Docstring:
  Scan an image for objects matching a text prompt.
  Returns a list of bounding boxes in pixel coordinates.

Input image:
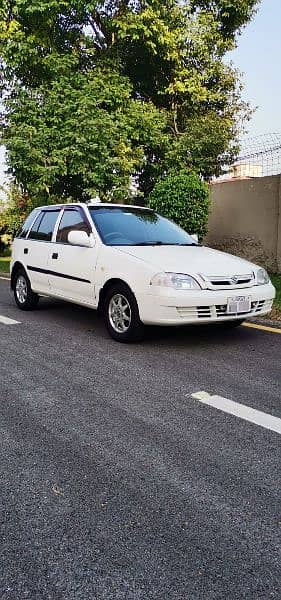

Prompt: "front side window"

[88,207,198,246]
[56,209,90,244]
[28,210,60,242]
[17,209,40,239]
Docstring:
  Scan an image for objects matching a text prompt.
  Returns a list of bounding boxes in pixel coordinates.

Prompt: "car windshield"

[88,206,198,246]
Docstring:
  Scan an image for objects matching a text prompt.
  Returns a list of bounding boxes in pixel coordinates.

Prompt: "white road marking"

[0,276,10,281]
[191,391,281,435]
[0,315,21,325]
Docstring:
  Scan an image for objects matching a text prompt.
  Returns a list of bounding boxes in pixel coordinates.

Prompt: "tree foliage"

[148,171,210,240]
[4,68,166,202]
[0,184,30,237]
[0,0,259,204]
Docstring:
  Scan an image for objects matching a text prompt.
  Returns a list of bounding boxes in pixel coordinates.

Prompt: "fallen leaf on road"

[52,484,64,497]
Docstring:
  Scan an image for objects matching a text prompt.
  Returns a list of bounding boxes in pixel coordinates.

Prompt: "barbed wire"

[219,133,281,180]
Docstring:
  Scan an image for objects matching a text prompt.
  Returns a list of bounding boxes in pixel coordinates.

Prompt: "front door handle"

[52,252,58,260]
[24,248,28,255]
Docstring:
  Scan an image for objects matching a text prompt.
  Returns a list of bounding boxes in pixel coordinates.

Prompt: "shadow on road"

[36,296,252,348]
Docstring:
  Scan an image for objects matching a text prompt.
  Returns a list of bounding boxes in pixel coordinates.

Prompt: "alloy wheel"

[109,293,132,333]
[16,275,28,304]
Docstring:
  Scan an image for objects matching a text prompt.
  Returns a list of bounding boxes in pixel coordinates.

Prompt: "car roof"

[36,202,153,211]
[88,203,152,210]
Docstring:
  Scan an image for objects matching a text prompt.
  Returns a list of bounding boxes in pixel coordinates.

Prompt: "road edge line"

[243,322,281,335]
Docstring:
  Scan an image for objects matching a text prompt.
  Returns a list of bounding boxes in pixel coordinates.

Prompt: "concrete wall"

[206,175,281,274]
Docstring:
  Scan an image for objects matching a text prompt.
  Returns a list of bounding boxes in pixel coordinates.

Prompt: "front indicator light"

[150,272,202,290]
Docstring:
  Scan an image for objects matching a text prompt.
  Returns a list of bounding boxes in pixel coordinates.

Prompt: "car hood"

[117,245,256,276]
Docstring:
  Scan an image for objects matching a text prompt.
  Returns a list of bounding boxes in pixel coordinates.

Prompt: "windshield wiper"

[177,243,202,246]
[133,241,201,246]
[134,241,166,246]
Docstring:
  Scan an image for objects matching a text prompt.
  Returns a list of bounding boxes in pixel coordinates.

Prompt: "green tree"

[0,0,259,203]
[148,171,210,240]
[0,184,29,237]
[4,67,167,203]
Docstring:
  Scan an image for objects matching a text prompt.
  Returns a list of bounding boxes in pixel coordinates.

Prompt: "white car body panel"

[11,202,276,327]
[136,285,274,324]
[115,245,257,276]
[12,238,51,293]
[46,243,98,305]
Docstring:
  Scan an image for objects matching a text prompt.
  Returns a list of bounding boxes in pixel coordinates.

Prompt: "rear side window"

[17,210,40,238]
[56,209,90,244]
[28,210,60,242]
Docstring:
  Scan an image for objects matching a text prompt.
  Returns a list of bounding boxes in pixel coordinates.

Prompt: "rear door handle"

[24,248,28,255]
[52,253,58,260]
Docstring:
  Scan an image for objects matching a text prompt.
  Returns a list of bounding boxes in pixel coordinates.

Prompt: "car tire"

[103,283,145,343]
[14,268,39,311]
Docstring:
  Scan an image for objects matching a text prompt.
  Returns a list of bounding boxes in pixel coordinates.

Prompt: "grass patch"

[0,256,10,273]
[270,274,281,307]
[270,274,281,319]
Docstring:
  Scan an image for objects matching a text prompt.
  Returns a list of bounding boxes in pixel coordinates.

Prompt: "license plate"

[227,296,251,315]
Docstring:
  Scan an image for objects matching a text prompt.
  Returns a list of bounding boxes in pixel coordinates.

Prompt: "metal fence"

[231,133,281,178]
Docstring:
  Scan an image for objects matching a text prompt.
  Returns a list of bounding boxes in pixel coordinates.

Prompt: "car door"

[24,209,61,293]
[47,207,98,305]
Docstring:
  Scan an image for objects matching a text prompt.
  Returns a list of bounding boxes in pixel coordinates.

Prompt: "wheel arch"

[11,261,26,290]
[98,278,135,311]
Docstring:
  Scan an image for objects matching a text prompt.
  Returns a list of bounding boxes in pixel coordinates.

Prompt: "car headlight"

[256,268,270,285]
[150,272,202,290]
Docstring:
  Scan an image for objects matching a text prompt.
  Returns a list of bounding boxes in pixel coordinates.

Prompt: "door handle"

[24,248,28,255]
[52,252,58,260]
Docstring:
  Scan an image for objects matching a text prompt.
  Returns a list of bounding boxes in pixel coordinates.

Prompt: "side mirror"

[68,230,95,248]
[191,233,199,243]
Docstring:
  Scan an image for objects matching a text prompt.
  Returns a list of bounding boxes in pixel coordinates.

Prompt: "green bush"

[148,171,210,240]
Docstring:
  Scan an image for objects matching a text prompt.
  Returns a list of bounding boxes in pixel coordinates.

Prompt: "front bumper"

[137,283,275,326]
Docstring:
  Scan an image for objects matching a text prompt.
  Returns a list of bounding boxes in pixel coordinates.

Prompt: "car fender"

[95,246,156,300]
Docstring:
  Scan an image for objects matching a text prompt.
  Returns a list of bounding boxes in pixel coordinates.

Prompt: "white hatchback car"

[10,202,275,342]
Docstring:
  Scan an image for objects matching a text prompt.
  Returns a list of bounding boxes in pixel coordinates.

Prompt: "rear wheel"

[14,268,39,311]
[103,283,144,343]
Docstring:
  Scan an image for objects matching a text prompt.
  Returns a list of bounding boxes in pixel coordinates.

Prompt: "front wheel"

[14,268,39,311]
[103,283,144,343]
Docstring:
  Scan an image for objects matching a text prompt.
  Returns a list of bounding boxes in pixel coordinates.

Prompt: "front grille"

[255,299,272,313]
[216,305,228,318]
[176,306,212,320]
[216,300,268,318]
[176,300,272,321]
[197,306,212,319]
[202,273,255,290]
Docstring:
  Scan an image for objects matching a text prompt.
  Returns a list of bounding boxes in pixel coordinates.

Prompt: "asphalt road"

[0,277,280,599]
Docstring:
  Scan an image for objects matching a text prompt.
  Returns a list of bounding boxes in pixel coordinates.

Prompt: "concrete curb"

[250,316,281,329]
